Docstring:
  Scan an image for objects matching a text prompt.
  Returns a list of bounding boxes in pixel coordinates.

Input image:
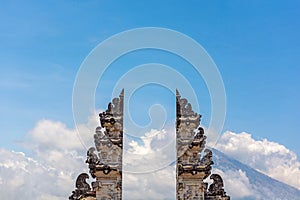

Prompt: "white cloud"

[1,114,300,199]
[123,166,176,200]
[214,131,300,190]
[124,127,176,173]
[28,119,82,150]
[123,127,177,199]
[0,148,85,200]
[0,113,100,199]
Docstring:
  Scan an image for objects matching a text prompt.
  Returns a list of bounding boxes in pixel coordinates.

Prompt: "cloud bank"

[0,117,299,199]
[214,131,300,190]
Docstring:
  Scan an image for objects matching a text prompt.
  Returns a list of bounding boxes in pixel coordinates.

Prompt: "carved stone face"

[96,126,102,134]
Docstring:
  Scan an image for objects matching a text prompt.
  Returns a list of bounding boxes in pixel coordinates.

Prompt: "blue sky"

[1,0,300,159]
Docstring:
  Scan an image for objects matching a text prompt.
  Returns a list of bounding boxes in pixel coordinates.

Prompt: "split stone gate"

[69,90,230,200]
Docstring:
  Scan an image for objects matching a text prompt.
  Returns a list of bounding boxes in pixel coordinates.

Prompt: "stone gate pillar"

[87,89,124,200]
[176,90,230,200]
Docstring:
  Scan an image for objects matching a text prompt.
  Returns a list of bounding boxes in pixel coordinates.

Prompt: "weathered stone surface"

[69,173,96,200]
[88,90,124,200]
[205,174,230,200]
[176,90,230,200]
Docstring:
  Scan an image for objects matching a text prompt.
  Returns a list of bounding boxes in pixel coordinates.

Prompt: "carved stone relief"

[69,173,95,200]
[176,90,230,200]
[87,90,124,200]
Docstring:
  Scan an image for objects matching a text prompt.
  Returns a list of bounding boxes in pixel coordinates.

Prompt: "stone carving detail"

[86,90,124,200]
[88,126,122,178]
[208,174,225,195]
[205,174,230,199]
[69,173,95,200]
[86,147,99,165]
[99,89,124,147]
[176,90,213,177]
[92,180,122,200]
[176,90,230,200]
[177,181,207,200]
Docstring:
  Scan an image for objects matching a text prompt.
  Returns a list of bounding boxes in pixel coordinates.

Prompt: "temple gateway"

[69,90,230,200]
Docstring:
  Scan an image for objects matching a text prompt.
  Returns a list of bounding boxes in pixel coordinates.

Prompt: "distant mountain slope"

[212,148,300,200]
